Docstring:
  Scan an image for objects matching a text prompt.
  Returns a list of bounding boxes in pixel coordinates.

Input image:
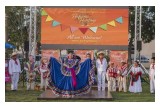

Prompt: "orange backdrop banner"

[41,7,129,47]
[110,51,128,67]
[41,50,60,60]
[74,50,94,62]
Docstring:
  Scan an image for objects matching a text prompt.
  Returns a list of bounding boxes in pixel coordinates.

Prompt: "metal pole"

[134,6,137,61]
[33,6,37,60]
[29,6,32,56]
[139,6,142,62]
[139,6,142,41]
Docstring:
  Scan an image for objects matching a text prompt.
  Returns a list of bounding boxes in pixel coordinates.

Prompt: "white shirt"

[96,58,107,72]
[149,63,155,77]
[9,59,21,75]
[128,66,143,75]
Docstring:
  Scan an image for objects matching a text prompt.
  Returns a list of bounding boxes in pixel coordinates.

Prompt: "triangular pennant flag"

[52,21,61,27]
[90,27,98,33]
[99,24,107,30]
[61,24,69,31]
[46,15,53,22]
[70,26,78,33]
[107,20,116,27]
[115,17,123,24]
[41,9,48,16]
[79,28,88,34]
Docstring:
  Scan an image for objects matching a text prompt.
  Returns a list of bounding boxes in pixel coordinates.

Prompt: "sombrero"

[11,52,17,57]
[97,51,105,56]
[121,60,126,63]
[109,61,114,65]
[41,57,48,62]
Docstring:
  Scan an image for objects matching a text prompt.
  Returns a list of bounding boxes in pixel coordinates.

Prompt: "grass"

[5,82,154,102]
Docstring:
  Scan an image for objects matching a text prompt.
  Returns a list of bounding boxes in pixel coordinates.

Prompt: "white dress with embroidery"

[128,67,143,93]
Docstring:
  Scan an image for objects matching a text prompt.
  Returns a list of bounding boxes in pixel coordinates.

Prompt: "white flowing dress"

[128,66,143,93]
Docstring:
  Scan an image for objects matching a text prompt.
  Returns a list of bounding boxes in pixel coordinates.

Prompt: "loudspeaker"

[35,55,41,61]
[137,41,142,51]
[24,41,29,51]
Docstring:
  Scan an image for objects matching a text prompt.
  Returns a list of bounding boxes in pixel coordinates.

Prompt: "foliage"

[128,6,155,63]
[5,6,41,58]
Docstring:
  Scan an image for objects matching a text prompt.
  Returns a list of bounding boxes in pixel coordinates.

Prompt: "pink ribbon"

[70,68,77,88]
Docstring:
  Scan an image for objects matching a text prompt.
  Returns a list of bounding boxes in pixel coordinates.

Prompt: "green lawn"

[5,82,154,102]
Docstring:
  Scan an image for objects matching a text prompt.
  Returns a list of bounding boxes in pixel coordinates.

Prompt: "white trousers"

[41,75,48,90]
[118,76,127,92]
[97,71,106,91]
[27,82,35,90]
[11,72,19,90]
[108,77,116,92]
[150,77,155,93]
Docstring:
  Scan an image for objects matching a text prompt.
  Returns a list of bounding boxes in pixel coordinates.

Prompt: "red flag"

[79,28,88,34]
[61,24,69,31]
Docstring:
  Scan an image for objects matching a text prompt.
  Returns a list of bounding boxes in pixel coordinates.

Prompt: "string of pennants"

[41,9,124,34]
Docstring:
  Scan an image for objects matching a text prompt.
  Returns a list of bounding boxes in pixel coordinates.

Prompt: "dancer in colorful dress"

[48,52,94,97]
[39,57,50,90]
[86,53,96,85]
[9,52,21,91]
[117,60,128,92]
[106,62,118,92]
[96,51,107,91]
[24,55,38,90]
[149,57,155,94]
[128,61,143,93]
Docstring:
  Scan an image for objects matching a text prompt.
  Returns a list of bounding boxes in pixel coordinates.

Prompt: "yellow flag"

[107,20,116,27]
[46,15,53,22]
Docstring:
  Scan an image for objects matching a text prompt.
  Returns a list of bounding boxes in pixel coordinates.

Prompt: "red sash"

[130,71,142,86]
[108,68,117,78]
[121,65,127,73]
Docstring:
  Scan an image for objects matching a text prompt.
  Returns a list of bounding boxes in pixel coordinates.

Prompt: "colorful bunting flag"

[79,28,88,34]
[90,27,98,33]
[41,9,48,16]
[70,26,78,33]
[61,24,69,31]
[115,17,123,24]
[107,20,116,27]
[99,24,107,30]
[43,9,123,34]
[52,21,61,27]
[46,15,53,22]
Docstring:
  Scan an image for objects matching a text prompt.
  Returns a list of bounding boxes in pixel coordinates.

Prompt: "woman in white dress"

[129,61,143,93]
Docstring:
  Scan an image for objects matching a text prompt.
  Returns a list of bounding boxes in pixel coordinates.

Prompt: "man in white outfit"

[149,57,155,94]
[96,51,107,91]
[9,52,21,91]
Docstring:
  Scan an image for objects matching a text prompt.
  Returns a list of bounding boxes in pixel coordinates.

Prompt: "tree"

[5,6,41,58]
[128,6,155,64]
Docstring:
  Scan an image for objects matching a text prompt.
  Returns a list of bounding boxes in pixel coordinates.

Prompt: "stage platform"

[37,87,113,101]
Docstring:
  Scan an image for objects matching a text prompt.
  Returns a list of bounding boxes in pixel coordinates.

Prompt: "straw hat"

[41,57,48,63]
[121,60,126,63]
[97,51,105,56]
[109,61,114,65]
[11,52,17,57]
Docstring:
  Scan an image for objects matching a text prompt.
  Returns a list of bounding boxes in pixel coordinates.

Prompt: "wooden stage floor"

[37,87,113,101]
